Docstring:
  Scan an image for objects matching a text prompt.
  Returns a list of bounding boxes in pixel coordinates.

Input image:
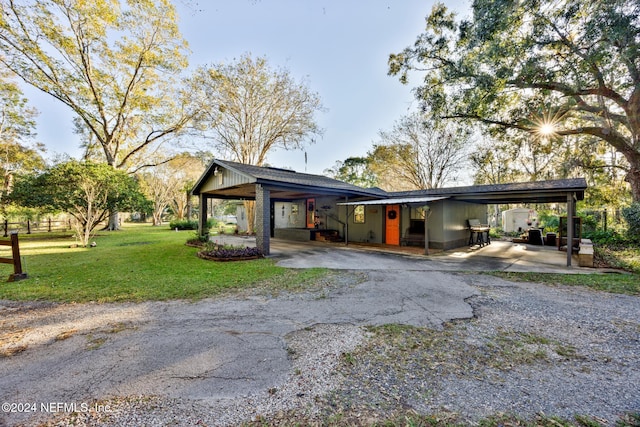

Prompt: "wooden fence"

[2,219,72,237]
[0,233,27,281]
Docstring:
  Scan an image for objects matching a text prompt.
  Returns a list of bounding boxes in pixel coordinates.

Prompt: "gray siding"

[199,167,255,193]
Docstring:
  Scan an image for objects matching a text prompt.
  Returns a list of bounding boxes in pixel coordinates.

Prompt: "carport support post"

[198,194,208,237]
[566,193,574,267]
[424,206,429,256]
[256,184,270,255]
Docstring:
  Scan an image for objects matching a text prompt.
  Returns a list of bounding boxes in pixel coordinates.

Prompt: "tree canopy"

[0,70,45,195]
[389,0,640,202]
[371,112,469,190]
[191,53,324,167]
[0,0,194,172]
[9,160,146,245]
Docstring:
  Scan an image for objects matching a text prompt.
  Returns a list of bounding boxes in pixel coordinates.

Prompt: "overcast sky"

[20,0,471,175]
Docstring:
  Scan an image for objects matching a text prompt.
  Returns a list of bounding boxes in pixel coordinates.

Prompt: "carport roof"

[389,178,587,204]
[192,159,387,199]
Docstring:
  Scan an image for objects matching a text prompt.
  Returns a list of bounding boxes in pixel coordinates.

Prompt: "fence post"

[8,233,27,281]
[27,220,31,234]
[3,220,7,238]
[48,218,52,232]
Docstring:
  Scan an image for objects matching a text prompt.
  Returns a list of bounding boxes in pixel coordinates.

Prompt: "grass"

[488,271,640,295]
[0,223,326,303]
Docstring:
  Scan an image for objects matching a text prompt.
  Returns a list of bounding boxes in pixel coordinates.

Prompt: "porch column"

[566,192,574,267]
[424,207,430,256]
[255,184,271,255]
[198,194,208,237]
[344,196,349,245]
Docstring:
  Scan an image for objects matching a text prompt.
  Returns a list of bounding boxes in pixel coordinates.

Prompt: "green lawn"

[489,271,640,296]
[0,224,637,303]
[0,224,323,303]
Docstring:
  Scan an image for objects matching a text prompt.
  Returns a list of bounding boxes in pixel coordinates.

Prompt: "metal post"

[344,197,349,245]
[566,193,574,267]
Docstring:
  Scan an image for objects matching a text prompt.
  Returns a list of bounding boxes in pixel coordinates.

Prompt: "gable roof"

[192,159,386,199]
[192,159,587,204]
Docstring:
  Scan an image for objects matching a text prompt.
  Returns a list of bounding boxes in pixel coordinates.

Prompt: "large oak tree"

[0,0,196,228]
[389,0,640,202]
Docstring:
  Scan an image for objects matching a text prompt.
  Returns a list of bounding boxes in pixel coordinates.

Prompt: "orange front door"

[306,199,315,228]
[385,204,400,245]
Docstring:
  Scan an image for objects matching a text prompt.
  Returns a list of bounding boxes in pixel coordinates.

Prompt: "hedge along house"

[192,159,587,266]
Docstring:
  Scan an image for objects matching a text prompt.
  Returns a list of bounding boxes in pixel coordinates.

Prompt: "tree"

[389,0,640,202]
[191,53,324,167]
[0,71,45,196]
[191,53,324,233]
[10,161,146,246]
[369,112,470,191]
[139,153,206,226]
[324,157,378,188]
[0,0,196,229]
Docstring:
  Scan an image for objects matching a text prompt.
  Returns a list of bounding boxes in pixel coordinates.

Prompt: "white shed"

[502,208,538,232]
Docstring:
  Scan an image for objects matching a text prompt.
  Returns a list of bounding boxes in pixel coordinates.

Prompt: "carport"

[192,160,586,266]
[191,159,384,255]
[368,179,587,266]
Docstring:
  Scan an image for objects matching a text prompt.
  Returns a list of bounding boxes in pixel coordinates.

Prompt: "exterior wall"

[273,201,306,229]
[439,201,488,250]
[199,167,254,193]
[426,201,445,247]
[426,200,487,250]
[341,204,384,243]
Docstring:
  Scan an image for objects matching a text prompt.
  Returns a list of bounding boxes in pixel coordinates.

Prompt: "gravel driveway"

[0,267,638,425]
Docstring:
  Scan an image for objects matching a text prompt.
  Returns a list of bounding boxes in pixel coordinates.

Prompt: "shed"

[502,208,538,232]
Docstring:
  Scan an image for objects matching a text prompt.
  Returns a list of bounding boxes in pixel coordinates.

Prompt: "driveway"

[0,238,613,426]
[1,248,480,426]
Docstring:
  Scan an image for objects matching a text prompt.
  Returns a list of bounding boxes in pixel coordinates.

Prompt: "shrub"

[538,212,559,232]
[200,242,263,259]
[583,229,627,245]
[169,219,198,230]
[622,202,640,241]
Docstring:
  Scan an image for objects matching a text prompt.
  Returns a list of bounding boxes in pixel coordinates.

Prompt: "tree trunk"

[243,200,255,234]
[106,209,120,230]
[626,157,640,203]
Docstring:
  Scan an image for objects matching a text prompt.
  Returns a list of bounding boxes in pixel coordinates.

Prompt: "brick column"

[255,184,270,255]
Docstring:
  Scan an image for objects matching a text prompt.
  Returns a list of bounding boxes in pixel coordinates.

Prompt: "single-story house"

[191,159,587,266]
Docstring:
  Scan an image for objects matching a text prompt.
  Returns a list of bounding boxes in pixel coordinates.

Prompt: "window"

[410,207,426,220]
[354,205,365,224]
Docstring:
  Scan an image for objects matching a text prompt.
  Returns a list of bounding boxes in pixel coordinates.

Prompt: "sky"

[20,0,471,176]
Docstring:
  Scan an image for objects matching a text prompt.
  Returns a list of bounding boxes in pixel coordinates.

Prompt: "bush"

[538,212,559,232]
[169,219,198,230]
[622,202,640,241]
[200,242,262,259]
[583,229,627,245]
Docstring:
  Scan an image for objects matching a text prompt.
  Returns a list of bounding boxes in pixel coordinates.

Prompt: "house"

[191,159,587,265]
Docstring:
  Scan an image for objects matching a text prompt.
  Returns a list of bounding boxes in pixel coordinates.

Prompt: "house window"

[354,205,365,224]
[410,207,426,220]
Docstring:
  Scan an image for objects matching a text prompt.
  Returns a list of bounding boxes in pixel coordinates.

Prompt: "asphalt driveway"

[0,237,605,426]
